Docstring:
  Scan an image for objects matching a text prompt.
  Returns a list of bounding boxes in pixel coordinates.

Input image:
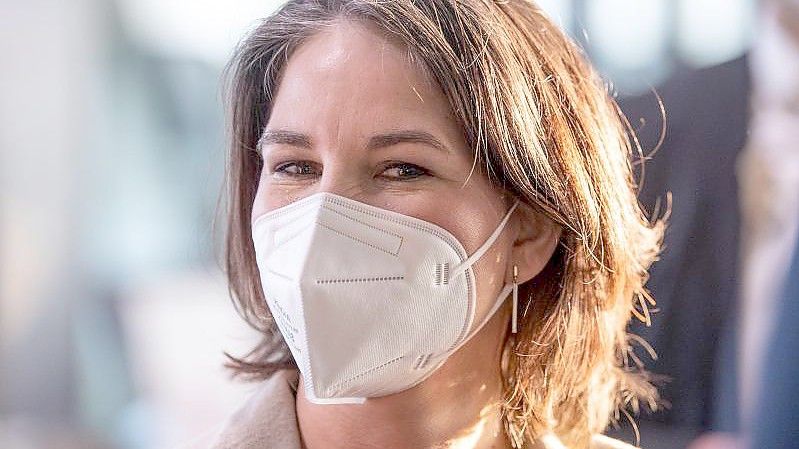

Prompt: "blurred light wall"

[1,0,104,431]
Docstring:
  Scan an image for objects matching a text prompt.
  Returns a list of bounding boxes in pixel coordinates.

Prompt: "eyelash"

[271,161,430,181]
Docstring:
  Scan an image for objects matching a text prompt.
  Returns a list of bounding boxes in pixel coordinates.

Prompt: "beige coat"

[178,369,640,449]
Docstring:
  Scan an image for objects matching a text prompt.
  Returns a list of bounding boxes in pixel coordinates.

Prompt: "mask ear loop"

[449,199,521,281]
[443,199,522,353]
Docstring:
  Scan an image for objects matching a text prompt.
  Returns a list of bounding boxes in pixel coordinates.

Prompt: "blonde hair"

[220,0,667,447]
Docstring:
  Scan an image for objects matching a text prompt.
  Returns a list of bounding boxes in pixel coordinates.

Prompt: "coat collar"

[181,369,639,449]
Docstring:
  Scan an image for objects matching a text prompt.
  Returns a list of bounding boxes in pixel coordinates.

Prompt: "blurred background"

[0,0,765,448]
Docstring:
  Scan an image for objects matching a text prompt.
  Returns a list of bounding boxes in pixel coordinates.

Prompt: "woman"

[192,0,666,447]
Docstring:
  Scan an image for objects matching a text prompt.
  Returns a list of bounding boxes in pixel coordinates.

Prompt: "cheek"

[432,187,514,295]
[436,190,509,256]
[251,171,294,220]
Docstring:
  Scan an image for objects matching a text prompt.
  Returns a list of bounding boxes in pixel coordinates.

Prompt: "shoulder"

[174,369,302,449]
[618,54,749,118]
[536,433,640,449]
[590,434,641,449]
[617,54,750,150]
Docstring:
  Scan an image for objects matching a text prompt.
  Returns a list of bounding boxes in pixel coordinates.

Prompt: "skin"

[251,19,561,449]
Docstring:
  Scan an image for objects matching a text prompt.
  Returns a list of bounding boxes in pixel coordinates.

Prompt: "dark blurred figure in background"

[616,1,799,448]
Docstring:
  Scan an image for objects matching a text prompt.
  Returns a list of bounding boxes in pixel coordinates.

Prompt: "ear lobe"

[510,202,562,285]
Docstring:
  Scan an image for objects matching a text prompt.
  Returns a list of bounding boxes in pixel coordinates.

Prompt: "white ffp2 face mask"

[251,192,520,404]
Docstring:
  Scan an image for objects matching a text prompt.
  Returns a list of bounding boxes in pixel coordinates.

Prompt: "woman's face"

[252,20,517,340]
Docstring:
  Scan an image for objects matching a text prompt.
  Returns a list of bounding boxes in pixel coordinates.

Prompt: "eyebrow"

[257,129,451,155]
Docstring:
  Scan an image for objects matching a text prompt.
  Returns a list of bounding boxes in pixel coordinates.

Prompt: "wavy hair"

[219,0,668,447]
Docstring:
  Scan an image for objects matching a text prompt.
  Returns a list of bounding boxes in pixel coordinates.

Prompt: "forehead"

[266,19,458,134]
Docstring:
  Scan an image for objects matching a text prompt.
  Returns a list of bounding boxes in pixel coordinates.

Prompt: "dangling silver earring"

[512,265,519,334]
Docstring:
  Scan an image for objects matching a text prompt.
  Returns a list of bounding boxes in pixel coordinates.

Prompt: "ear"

[509,202,562,284]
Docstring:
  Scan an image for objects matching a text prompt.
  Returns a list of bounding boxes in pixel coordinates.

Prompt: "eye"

[379,162,430,181]
[272,161,320,177]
